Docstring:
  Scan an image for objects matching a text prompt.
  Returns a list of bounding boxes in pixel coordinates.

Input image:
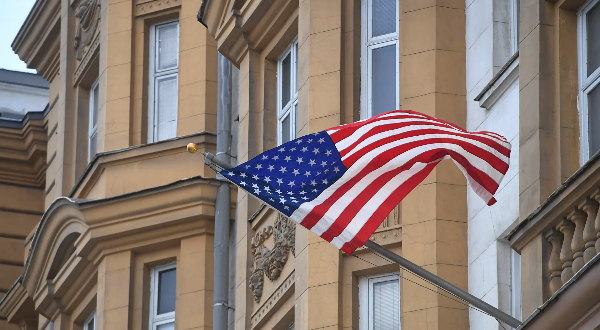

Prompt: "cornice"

[0,107,49,187]
[12,0,61,77]
[69,131,217,197]
[203,0,297,67]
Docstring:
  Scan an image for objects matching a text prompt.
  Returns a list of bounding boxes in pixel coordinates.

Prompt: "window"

[277,38,298,145]
[88,78,99,161]
[511,0,520,53]
[83,311,95,330]
[510,249,522,323]
[359,274,401,330]
[150,263,177,330]
[579,0,600,162]
[149,20,180,143]
[361,0,399,119]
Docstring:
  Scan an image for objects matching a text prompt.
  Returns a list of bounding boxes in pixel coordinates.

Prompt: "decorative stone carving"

[249,214,296,303]
[74,0,101,60]
[135,0,181,16]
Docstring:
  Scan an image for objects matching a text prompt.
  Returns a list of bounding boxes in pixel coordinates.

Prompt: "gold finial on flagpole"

[187,143,199,154]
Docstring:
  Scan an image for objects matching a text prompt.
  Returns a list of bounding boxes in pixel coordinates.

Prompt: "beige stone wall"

[201,0,469,329]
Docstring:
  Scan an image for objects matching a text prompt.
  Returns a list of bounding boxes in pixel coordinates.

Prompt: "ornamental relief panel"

[74,0,101,61]
[249,214,296,303]
[135,0,181,16]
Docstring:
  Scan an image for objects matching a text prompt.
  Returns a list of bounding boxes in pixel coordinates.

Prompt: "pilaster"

[98,0,134,152]
[400,0,469,329]
[96,251,133,330]
[295,1,343,330]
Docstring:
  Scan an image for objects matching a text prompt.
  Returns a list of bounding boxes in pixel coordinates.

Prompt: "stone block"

[102,307,129,329]
[307,28,341,78]
[106,64,131,102]
[177,290,213,328]
[307,240,340,287]
[103,267,131,310]
[307,71,341,119]
[107,1,133,35]
[306,283,339,329]
[402,219,467,267]
[107,30,132,68]
[105,97,130,135]
[104,131,130,151]
[0,238,24,265]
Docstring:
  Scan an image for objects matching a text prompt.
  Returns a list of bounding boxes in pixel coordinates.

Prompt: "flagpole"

[364,240,521,328]
[190,148,522,329]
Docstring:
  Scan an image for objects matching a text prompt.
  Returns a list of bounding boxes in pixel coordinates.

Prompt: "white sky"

[0,0,38,73]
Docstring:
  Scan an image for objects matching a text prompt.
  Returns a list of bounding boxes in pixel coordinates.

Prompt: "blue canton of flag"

[221,131,347,217]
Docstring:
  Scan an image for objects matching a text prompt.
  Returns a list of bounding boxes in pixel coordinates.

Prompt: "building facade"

[3,0,600,329]
[201,0,470,330]
[0,0,231,330]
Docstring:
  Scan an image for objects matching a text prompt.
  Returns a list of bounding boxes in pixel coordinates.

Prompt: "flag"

[221,110,511,254]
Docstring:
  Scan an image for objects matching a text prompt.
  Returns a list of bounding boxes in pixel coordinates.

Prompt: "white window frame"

[88,78,100,162]
[511,0,520,53]
[359,273,401,330]
[510,249,522,323]
[578,0,600,163]
[83,310,96,330]
[149,263,177,330]
[361,0,400,119]
[277,37,298,145]
[148,19,180,143]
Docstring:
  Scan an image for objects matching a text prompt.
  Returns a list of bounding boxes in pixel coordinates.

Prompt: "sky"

[0,0,38,73]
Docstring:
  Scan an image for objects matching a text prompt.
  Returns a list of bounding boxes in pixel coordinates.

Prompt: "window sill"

[474,51,519,110]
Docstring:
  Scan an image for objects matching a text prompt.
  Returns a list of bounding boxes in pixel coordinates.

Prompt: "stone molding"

[249,214,296,303]
[356,224,402,251]
[74,31,99,85]
[250,270,295,329]
[135,0,181,16]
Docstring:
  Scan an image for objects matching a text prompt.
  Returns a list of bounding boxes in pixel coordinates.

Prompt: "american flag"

[221,110,511,254]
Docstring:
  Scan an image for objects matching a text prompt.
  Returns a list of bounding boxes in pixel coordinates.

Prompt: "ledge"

[474,51,519,109]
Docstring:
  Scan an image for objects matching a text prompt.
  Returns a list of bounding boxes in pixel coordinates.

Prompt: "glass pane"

[587,3,600,76]
[372,0,396,37]
[282,114,291,144]
[89,132,97,160]
[371,45,396,116]
[157,322,175,330]
[157,268,177,315]
[373,279,400,330]
[92,84,99,127]
[155,75,178,141]
[589,84,600,156]
[157,24,179,71]
[281,53,291,108]
[86,318,95,330]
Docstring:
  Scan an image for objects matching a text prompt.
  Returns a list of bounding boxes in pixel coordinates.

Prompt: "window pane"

[372,0,396,37]
[587,3,600,76]
[157,268,176,314]
[282,114,291,144]
[155,75,178,141]
[281,53,291,108]
[92,84,99,128]
[372,45,396,116]
[373,279,400,330]
[89,132,97,160]
[157,322,175,330]
[589,84,600,156]
[157,24,179,71]
[86,318,95,330]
